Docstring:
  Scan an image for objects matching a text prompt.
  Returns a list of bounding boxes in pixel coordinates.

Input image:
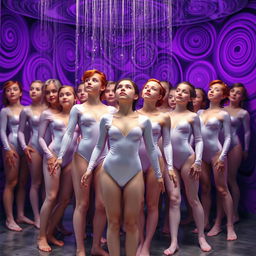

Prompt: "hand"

[24,146,35,162]
[190,163,201,180]
[81,171,92,187]
[168,169,177,187]
[157,177,165,193]
[52,158,63,176]
[47,156,57,175]
[5,149,18,168]
[214,159,225,172]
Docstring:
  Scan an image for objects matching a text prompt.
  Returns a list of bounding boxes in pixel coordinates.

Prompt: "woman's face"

[29,82,43,102]
[142,81,162,101]
[5,83,22,103]
[84,73,104,95]
[208,84,224,102]
[168,89,176,110]
[77,83,88,103]
[45,83,58,105]
[115,80,138,102]
[58,87,75,108]
[229,87,244,104]
[175,83,191,105]
[193,89,204,109]
[104,83,116,104]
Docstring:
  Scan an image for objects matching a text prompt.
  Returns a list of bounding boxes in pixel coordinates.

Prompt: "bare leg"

[163,168,181,255]
[181,155,211,252]
[124,171,144,256]
[16,156,34,225]
[91,164,109,256]
[207,155,237,240]
[140,158,164,256]
[47,162,73,246]
[27,149,43,228]
[228,145,242,223]
[200,161,211,230]
[100,171,122,256]
[2,150,22,231]
[37,156,61,252]
[72,154,92,256]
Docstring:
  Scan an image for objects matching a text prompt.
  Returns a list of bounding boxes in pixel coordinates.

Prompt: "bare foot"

[227,225,237,241]
[91,246,109,256]
[16,216,34,225]
[163,244,179,255]
[140,245,150,256]
[207,225,222,237]
[5,220,22,232]
[48,235,64,246]
[199,237,212,252]
[34,219,40,229]
[37,237,52,252]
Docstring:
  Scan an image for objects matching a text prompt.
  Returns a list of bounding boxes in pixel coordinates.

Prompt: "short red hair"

[209,80,229,98]
[82,69,107,88]
[2,80,22,106]
[143,78,166,107]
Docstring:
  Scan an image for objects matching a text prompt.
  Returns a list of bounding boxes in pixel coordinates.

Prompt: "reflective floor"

[0,206,255,256]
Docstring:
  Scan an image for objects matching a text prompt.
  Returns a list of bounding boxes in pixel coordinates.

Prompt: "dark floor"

[0,206,255,256]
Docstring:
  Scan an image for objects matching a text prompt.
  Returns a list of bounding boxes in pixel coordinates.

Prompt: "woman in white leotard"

[0,81,34,232]
[81,78,164,256]
[198,80,237,241]
[137,78,175,256]
[224,83,250,223]
[55,70,115,256]
[164,82,211,255]
[18,80,46,228]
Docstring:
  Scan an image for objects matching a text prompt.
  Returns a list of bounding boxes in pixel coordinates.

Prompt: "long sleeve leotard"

[86,114,162,187]
[171,114,203,170]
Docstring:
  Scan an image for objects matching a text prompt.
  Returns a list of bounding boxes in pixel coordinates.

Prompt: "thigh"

[228,144,242,179]
[164,167,181,201]
[180,154,199,200]
[58,162,73,201]
[3,148,20,182]
[28,149,43,182]
[72,153,92,205]
[123,171,145,219]
[100,170,122,220]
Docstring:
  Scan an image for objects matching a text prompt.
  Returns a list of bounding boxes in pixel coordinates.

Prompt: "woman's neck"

[141,100,157,113]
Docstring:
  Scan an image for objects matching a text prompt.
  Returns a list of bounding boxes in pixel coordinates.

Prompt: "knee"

[187,197,200,208]
[146,200,158,212]
[31,182,41,190]
[95,200,105,212]
[169,195,181,208]
[216,186,229,197]
[76,201,89,213]
[5,178,18,189]
[108,217,120,232]
[124,218,138,233]
[58,197,71,209]
[46,193,58,204]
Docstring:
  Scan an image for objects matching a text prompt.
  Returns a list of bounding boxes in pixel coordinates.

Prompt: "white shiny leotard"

[38,109,79,167]
[198,110,231,164]
[58,104,116,166]
[139,121,173,171]
[18,106,43,155]
[0,107,23,155]
[228,109,250,151]
[171,114,203,170]
[87,114,162,187]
